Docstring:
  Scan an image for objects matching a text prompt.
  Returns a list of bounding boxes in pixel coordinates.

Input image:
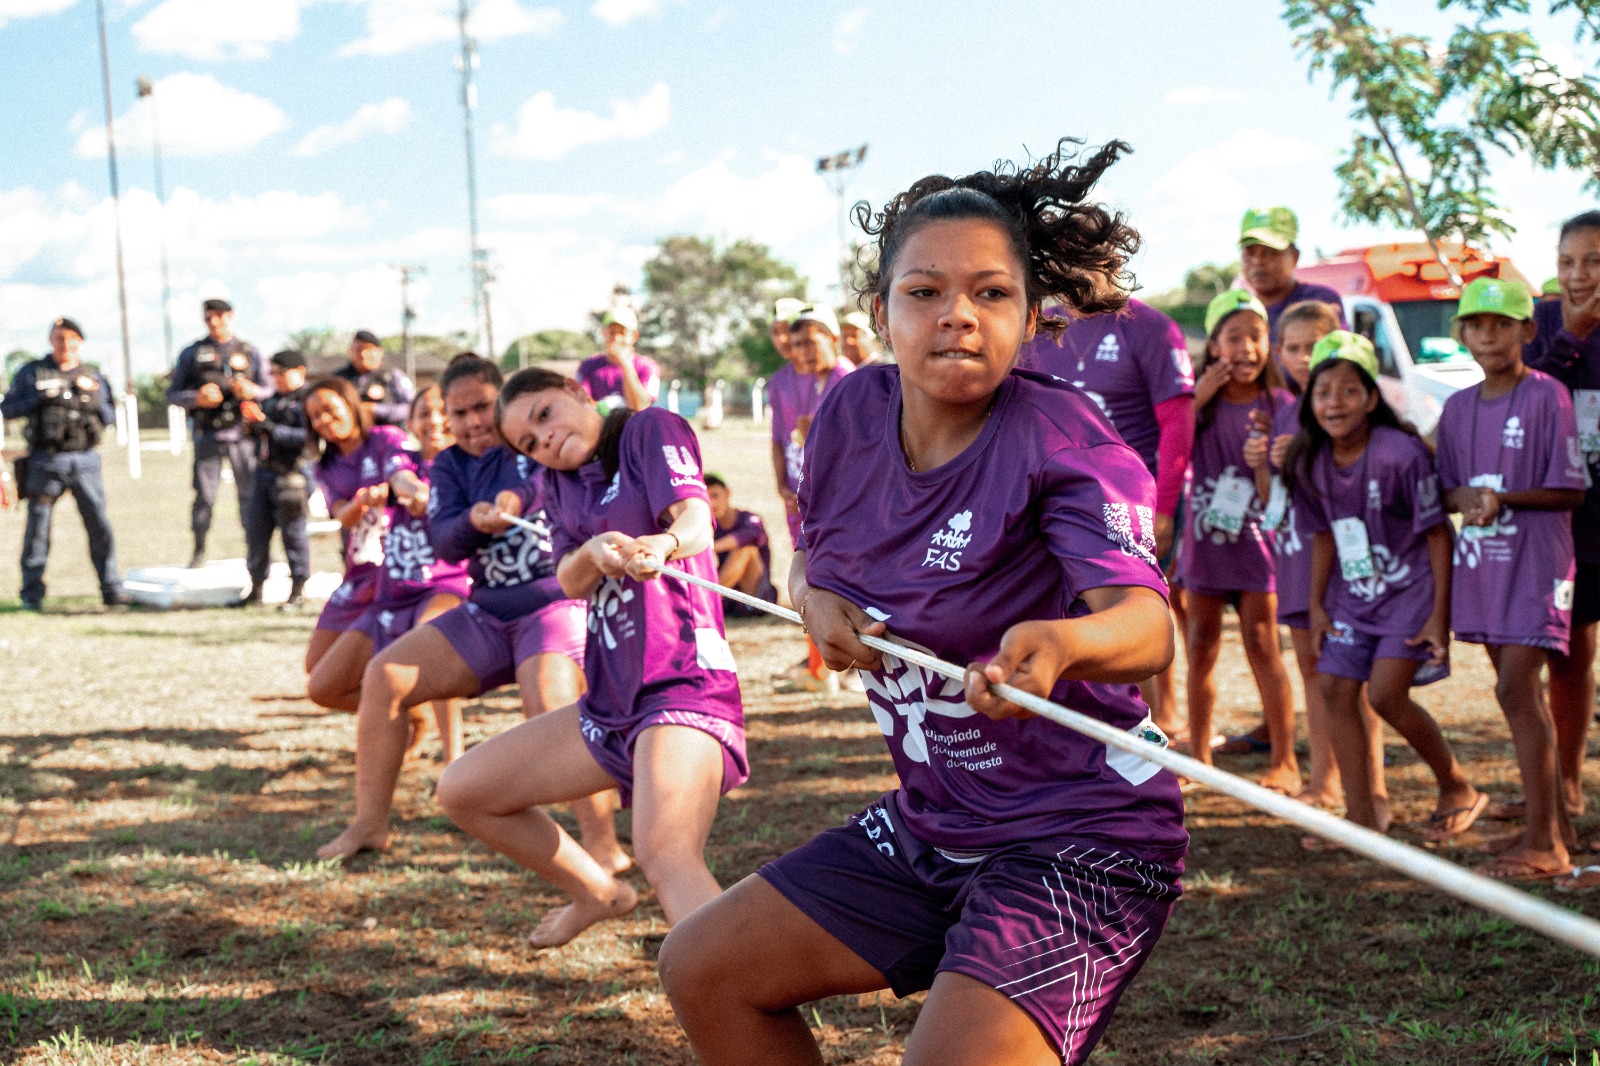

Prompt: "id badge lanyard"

[1463,377,1522,540]
[1330,445,1375,581]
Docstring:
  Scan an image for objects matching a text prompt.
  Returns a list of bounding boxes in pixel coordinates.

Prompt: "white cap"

[841,310,874,334]
[772,297,805,323]
[790,304,840,337]
[602,306,639,332]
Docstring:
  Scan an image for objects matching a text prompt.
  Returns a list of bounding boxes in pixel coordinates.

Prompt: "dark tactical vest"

[256,386,311,473]
[28,363,103,453]
[192,343,253,432]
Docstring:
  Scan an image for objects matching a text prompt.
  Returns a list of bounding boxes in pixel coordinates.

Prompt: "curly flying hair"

[852,138,1141,336]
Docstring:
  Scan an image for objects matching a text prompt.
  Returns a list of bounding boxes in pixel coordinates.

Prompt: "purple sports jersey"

[543,407,745,739]
[576,352,661,408]
[1300,425,1445,635]
[1180,390,1292,596]
[428,444,569,623]
[1436,369,1584,650]
[1525,299,1600,565]
[797,365,1186,860]
[1019,299,1195,472]
[375,449,472,606]
[1269,397,1313,622]
[314,424,408,572]
[769,361,852,541]
[1264,281,1346,342]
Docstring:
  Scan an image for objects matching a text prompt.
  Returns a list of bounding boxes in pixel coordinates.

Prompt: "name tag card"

[1205,473,1255,534]
[1331,516,1375,580]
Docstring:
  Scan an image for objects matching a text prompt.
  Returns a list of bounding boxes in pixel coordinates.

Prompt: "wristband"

[661,530,680,559]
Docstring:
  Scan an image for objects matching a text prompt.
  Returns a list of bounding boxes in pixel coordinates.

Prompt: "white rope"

[497,511,1600,959]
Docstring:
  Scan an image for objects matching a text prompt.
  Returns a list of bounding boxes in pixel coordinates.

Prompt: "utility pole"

[95,0,139,479]
[456,0,487,349]
[816,144,868,306]
[395,264,424,382]
[135,76,174,375]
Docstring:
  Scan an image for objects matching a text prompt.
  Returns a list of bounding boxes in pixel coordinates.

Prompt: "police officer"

[0,317,123,611]
[168,298,271,568]
[237,350,312,609]
[336,330,414,426]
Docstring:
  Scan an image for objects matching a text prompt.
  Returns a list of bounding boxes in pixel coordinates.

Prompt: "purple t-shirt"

[1019,299,1195,472]
[1264,280,1347,342]
[543,407,744,734]
[1436,369,1584,647]
[715,508,771,575]
[1180,390,1292,595]
[769,361,853,492]
[375,450,472,606]
[1524,298,1600,564]
[428,444,569,623]
[576,352,661,408]
[1268,397,1313,620]
[1300,425,1445,635]
[314,424,409,573]
[797,365,1186,860]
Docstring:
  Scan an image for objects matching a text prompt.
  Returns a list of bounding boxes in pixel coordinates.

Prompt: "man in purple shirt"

[575,307,660,412]
[705,473,776,613]
[1238,206,1348,344]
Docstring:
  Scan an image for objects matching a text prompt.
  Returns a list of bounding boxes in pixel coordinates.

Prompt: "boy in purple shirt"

[1238,206,1347,349]
[1440,278,1583,881]
[767,304,852,546]
[1287,335,1485,844]
[662,140,1184,1066]
[705,473,776,614]
[437,369,745,952]
[575,306,659,412]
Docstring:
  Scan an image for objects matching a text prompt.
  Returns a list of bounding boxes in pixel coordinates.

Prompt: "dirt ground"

[2,423,1599,1064]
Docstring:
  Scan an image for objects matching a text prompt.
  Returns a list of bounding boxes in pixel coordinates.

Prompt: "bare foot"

[527,880,638,950]
[1258,765,1303,796]
[1294,786,1342,809]
[317,822,389,861]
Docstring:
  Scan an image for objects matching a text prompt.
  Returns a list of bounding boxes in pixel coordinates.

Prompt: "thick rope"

[498,511,1600,958]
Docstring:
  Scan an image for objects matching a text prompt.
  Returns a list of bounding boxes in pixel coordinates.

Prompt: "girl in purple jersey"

[436,368,746,951]
[305,386,471,758]
[303,377,408,675]
[1285,336,1485,844]
[660,141,1184,1066]
[1181,290,1300,794]
[316,356,623,868]
[1439,279,1583,881]
[1245,303,1388,818]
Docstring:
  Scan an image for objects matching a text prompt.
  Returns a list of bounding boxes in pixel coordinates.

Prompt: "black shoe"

[19,600,42,613]
[102,590,130,609]
[232,582,264,609]
[277,580,306,612]
[188,549,207,569]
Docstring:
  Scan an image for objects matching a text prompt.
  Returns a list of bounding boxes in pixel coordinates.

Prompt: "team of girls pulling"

[251,150,1600,1063]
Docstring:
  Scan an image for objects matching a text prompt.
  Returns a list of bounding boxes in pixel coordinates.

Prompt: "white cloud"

[491,82,670,160]
[73,73,289,158]
[832,7,866,56]
[1210,129,1324,168]
[592,0,659,27]
[652,154,833,248]
[0,0,74,30]
[294,98,412,157]
[487,193,611,221]
[1164,86,1249,106]
[340,0,562,56]
[132,0,301,61]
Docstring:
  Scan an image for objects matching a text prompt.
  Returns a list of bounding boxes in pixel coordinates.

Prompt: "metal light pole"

[816,144,868,305]
[395,264,424,382]
[135,76,174,373]
[95,0,140,479]
[456,0,488,349]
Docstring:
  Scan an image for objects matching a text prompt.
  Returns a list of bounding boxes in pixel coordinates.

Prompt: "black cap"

[270,349,306,369]
[52,317,84,339]
[202,298,233,314]
[352,330,382,348]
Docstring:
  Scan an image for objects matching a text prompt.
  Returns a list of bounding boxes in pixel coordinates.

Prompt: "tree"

[499,329,593,369]
[639,235,806,389]
[284,328,345,364]
[1285,0,1600,272]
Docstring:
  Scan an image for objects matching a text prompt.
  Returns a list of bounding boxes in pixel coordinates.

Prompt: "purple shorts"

[1316,621,1449,686]
[1279,609,1310,631]
[431,598,587,694]
[1455,631,1565,655]
[315,566,381,632]
[356,588,464,655]
[579,708,749,808]
[759,797,1183,1065]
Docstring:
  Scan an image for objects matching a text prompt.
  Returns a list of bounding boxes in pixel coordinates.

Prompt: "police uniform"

[335,363,415,426]
[168,334,271,560]
[241,379,312,604]
[1,353,121,608]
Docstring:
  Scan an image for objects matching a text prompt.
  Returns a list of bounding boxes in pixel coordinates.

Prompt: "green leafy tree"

[500,330,593,369]
[5,349,36,382]
[283,328,345,365]
[639,235,806,389]
[1285,0,1600,264]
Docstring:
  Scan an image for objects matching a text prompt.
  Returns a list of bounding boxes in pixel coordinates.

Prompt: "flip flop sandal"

[1554,864,1600,893]
[1477,856,1574,883]
[1424,792,1490,843]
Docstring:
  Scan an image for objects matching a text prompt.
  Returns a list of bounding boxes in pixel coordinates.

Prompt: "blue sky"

[1,0,1595,385]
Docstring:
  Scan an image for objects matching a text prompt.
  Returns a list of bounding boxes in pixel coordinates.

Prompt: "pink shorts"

[315,566,381,632]
[431,598,587,694]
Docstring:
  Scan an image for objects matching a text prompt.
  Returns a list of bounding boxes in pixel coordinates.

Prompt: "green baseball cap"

[1239,206,1298,251]
[1542,276,1561,296]
[1453,276,1534,322]
[1204,288,1269,337]
[1308,329,1380,382]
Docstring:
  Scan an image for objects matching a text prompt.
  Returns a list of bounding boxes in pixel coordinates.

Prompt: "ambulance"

[1297,241,1533,437]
